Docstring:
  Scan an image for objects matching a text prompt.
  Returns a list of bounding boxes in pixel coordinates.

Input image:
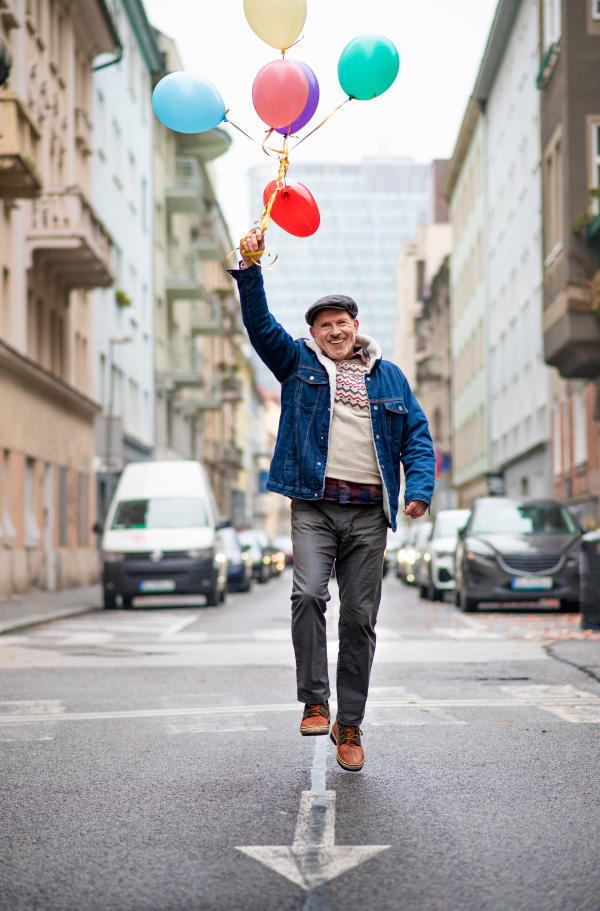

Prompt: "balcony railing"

[155,340,204,390]
[166,156,203,214]
[0,91,42,198]
[27,187,114,288]
[191,214,221,260]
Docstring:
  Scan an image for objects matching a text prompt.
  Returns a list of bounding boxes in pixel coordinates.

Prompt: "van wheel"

[205,584,219,607]
[104,589,117,610]
[419,584,428,599]
[220,585,227,603]
[460,587,478,612]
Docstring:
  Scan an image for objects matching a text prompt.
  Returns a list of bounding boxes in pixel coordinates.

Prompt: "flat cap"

[305,294,358,326]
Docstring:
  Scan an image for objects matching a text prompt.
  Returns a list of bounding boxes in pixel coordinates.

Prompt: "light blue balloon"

[152,72,226,134]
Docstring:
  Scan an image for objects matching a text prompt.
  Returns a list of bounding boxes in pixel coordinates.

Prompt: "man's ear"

[309,326,316,339]
[354,319,359,331]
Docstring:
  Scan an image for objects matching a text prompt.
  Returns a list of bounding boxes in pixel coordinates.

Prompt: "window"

[543,126,563,262]
[96,89,106,160]
[552,405,562,475]
[128,379,139,435]
[111,499,209,530]
[572,385,588,466]
[416,260,425,301]
[99,353,106,408]
[58,467,68,547]
[593,0,600,20]
[543,0,561,50]
[77,474,89,546]
[112,120,123,189]
[2,451,15,547]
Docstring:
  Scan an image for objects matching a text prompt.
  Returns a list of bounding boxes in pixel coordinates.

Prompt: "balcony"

[187,381,223,412]
[221,375,243,402]
[166,249,222,334]
[416,356,443,384]
[544,312,600,378]
[204,440,243,470]
[27,187,114,288]
[191,214,220,260]
[0,92,42,198]
[155,340,204,390]
[166,156,203,215]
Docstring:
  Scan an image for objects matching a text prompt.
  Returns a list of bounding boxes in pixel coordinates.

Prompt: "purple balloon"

[275,60,319,136]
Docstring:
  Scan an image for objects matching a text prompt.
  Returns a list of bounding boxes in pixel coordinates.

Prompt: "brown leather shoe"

[330,721,365,771]
[300,701,330,735]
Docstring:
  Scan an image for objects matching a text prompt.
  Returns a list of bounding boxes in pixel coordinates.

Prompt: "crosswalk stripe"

[0,696,598,725]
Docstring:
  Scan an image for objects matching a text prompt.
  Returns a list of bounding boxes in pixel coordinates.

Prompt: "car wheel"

[120,595,133,609]
[103,589,117,609]
[460,587,478,612]
[559,599,579,613]
[205,584,219,607]
[419,583,428,599]
[220,585,227,603]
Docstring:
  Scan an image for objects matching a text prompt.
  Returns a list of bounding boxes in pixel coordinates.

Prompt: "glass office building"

[248,160,432,389]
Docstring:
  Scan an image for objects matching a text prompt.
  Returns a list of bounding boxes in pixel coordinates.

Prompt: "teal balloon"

[152,72,226,134]
[338,35,400,100]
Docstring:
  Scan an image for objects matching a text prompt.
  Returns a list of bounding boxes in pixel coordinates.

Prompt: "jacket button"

[314,493,318,497]
[376,435,379,439]
[317,462,321,466]
[367,377,370,381]
[310,376,314,380]
[320,436,323,440]
[374,405,378,410]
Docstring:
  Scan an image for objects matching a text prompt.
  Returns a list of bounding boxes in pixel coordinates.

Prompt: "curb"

[0,603,103,636]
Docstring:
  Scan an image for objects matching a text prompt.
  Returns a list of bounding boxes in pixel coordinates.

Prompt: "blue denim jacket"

[230,265,435,530]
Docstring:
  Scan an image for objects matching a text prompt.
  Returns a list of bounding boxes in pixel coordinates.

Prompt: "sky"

[143,0,499,247]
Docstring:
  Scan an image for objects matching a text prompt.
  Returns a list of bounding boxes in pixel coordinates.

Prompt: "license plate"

[139,580,176,593]
[511,576,553,590]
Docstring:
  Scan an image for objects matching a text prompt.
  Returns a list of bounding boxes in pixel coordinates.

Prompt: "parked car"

[271,535,293,566]
[454,497,582,613]
[412,522,433,588]
[220,526,253,593]
[238,529,282,579]
[396,525,419,583]
[384,528,408,576]
[238,531,270,584]
[417,509,471,600]
[100,461,228,609]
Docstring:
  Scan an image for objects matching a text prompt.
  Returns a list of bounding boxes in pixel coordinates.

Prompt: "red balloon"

[252,60,309,129]
[263,180,320,237]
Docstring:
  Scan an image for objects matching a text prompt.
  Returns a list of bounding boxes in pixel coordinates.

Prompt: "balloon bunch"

[152,0,399,262]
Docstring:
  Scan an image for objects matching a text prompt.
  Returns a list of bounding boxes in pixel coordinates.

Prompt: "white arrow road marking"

[236,737,390,891]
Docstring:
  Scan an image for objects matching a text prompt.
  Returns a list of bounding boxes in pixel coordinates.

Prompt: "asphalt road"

[0,571,599,911]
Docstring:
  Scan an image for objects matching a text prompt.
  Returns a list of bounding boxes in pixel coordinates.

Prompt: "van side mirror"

[216,517,231,530]
[458,525,468,539]
[92,521,104,535]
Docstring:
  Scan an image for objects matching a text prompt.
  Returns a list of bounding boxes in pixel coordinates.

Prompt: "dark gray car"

[455,497,582,613]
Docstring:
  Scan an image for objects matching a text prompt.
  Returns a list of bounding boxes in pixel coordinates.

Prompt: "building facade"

[92,0,164,522]
[152,32,263,524]
[0,0,119,593]
[249,159,431,389]
[482,0,551,500]
[538,0,600,527]
[444,104,490,506]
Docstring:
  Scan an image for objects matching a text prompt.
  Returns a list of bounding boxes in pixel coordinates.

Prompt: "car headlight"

[263,555,271,565]
[214,553,227,563]
[241,552,249,561]
[424,553,431,562]
[102,551,125,563]
[397,550,406,563]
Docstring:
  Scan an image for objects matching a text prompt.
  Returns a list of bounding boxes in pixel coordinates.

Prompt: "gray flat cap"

[305,294,358,326]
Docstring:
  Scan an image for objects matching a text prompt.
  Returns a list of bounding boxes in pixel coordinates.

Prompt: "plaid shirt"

[323,477,383,505]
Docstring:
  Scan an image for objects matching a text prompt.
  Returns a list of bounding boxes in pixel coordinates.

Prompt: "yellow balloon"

[243,0,307,51]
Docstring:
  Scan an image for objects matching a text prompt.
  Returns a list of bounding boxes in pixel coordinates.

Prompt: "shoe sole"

[300,724,330,736]
[329,731,365,771]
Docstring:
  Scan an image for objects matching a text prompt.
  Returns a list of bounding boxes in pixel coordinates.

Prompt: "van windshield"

[111,498,209,530]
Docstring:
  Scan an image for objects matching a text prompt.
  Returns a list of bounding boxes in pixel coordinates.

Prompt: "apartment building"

[0,0,119,593]
[152,32,258,523]
[444,103,489,506]
[538,0,600,527]
[92,0,164,523]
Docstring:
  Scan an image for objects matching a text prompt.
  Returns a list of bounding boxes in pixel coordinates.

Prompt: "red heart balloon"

[263,180,320,237]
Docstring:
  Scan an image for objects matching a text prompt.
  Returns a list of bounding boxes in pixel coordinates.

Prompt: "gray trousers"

[290,497,388,726]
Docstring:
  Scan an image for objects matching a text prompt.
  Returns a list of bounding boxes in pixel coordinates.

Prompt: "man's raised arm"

[229,229,298,384]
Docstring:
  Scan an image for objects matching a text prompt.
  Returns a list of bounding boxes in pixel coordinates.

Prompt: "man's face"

[310,308,359,361]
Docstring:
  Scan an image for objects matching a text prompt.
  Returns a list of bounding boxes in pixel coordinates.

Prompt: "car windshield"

[111,498,209,530]
[470,503,577,535]
[239,530,270,549]
[435,511,471,538]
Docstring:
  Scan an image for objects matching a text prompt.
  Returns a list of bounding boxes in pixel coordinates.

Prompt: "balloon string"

[291,97,352,150]
[227,143,289,270]
[224,112,286,159]
[281,34,304,56]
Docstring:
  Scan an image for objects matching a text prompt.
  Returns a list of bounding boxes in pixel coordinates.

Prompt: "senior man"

[229,229,435,772]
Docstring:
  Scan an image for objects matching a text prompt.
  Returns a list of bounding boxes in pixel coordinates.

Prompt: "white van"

[100,461,228,609]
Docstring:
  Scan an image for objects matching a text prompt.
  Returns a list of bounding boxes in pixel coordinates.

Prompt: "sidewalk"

[0,585,102,634]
